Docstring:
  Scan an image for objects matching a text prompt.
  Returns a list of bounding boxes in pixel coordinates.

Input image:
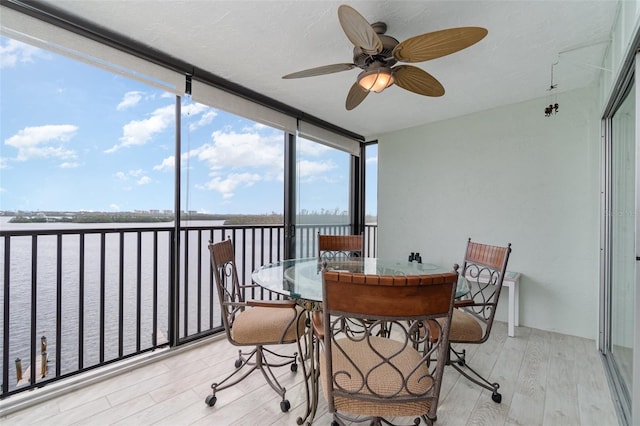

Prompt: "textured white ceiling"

[39,0,618,139]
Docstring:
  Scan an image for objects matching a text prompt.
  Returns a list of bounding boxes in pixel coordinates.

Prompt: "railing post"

[170,94,181,347]
[3,236,11,395]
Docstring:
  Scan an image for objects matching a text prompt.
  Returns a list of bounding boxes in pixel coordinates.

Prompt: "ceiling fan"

[282,5,488,110]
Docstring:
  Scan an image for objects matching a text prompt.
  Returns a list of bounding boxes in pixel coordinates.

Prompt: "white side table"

[502,271,521,337]
[465,270,521,337]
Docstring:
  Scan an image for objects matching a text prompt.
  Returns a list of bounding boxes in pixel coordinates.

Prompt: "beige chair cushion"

[232,305,304,344]
[449,309,483,343]
[320,335,433,417]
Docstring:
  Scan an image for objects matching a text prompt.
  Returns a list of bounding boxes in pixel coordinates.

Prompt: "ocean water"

[0,218,251,389]
[0,217,352,391]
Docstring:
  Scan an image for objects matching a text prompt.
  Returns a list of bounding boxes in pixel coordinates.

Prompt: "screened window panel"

[0,5,185,95]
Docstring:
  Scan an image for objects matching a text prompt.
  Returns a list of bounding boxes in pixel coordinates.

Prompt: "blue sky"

[0,36,378,215]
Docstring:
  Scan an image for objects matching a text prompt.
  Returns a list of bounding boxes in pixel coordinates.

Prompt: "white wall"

[375,85,600,339]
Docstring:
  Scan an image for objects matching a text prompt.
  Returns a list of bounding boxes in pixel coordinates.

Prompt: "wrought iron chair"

[312,232,364,334]
[319,270,459,426]
[444,238,512,403]
[318,233,363,261]
[316,233,367,336]
[205,239,305,412]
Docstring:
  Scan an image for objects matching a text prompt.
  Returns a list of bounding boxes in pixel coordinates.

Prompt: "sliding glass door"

[611,78,635,403]
[602,66,638,426]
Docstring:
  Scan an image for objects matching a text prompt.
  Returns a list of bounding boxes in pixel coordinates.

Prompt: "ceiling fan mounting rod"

[362,55,382,67]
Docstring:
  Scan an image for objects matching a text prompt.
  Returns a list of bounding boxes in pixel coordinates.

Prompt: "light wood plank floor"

[0,321,620,425]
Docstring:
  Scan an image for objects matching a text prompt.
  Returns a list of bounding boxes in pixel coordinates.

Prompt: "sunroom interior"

[0,1,639,425]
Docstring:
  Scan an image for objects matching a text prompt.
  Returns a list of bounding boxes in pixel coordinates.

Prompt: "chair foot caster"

[280,399,291,412]
[491,392,502,403]
[421,414,436,425]
[291,362,298,372]
[205,394,217,407]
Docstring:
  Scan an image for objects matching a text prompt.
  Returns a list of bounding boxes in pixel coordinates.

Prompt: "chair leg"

[206,348,260,407]
[379,417,422,426]
[448,345,502,403]
[205,345,298,412]
[262,346,298,370]
[331,414,424,426]
[420,415,435,426]
[256,346,294,412]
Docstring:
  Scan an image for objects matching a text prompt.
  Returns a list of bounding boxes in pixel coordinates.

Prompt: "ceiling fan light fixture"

[357,67,394,93]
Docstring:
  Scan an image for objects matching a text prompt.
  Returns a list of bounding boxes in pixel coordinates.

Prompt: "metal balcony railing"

[0,222,377,399]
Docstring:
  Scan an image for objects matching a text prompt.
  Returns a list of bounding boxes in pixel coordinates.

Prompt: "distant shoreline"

[5,212,285,225]
[2,211,376,226]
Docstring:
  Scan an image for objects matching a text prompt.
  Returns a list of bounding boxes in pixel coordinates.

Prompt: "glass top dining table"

[252,257,464,302]
[252,257,464,425]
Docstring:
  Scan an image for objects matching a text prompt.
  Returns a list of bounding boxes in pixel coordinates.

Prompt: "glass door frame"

[600,52,639,426]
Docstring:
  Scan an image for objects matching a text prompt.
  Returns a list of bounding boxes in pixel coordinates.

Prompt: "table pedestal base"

[295,303,320,426]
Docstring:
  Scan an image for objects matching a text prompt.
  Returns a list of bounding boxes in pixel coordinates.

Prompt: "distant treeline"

[5,211,376,225]
[9,213,172,224]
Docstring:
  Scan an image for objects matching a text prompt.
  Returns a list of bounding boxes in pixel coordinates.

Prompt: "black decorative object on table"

[409,252,422,263]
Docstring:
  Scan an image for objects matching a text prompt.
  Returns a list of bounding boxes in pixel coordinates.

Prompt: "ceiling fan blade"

[346,82,369,110]
[393,65,445,97]
[338,5,382,55]
[282,63,356,79]
[392,27,488,63]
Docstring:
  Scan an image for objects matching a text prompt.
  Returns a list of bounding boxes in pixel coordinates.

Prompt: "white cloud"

[199,172,262,199]
[366,155,378,165]
[188,108,217,132]
[137,176,152,185]
[109,204,120,211]
[117,91,144,110]
[59,162,80,169]
[297,159,337,181]
[183,102,210,117]
[105,104,175,153]
[297,138,331,156]
[197,130,282,172]
[0,38,49,69]
[0,157,8,169]
[153,149,200,172]
[153,156,175,171]
[115,169,147,182]
[4,124,78,161]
